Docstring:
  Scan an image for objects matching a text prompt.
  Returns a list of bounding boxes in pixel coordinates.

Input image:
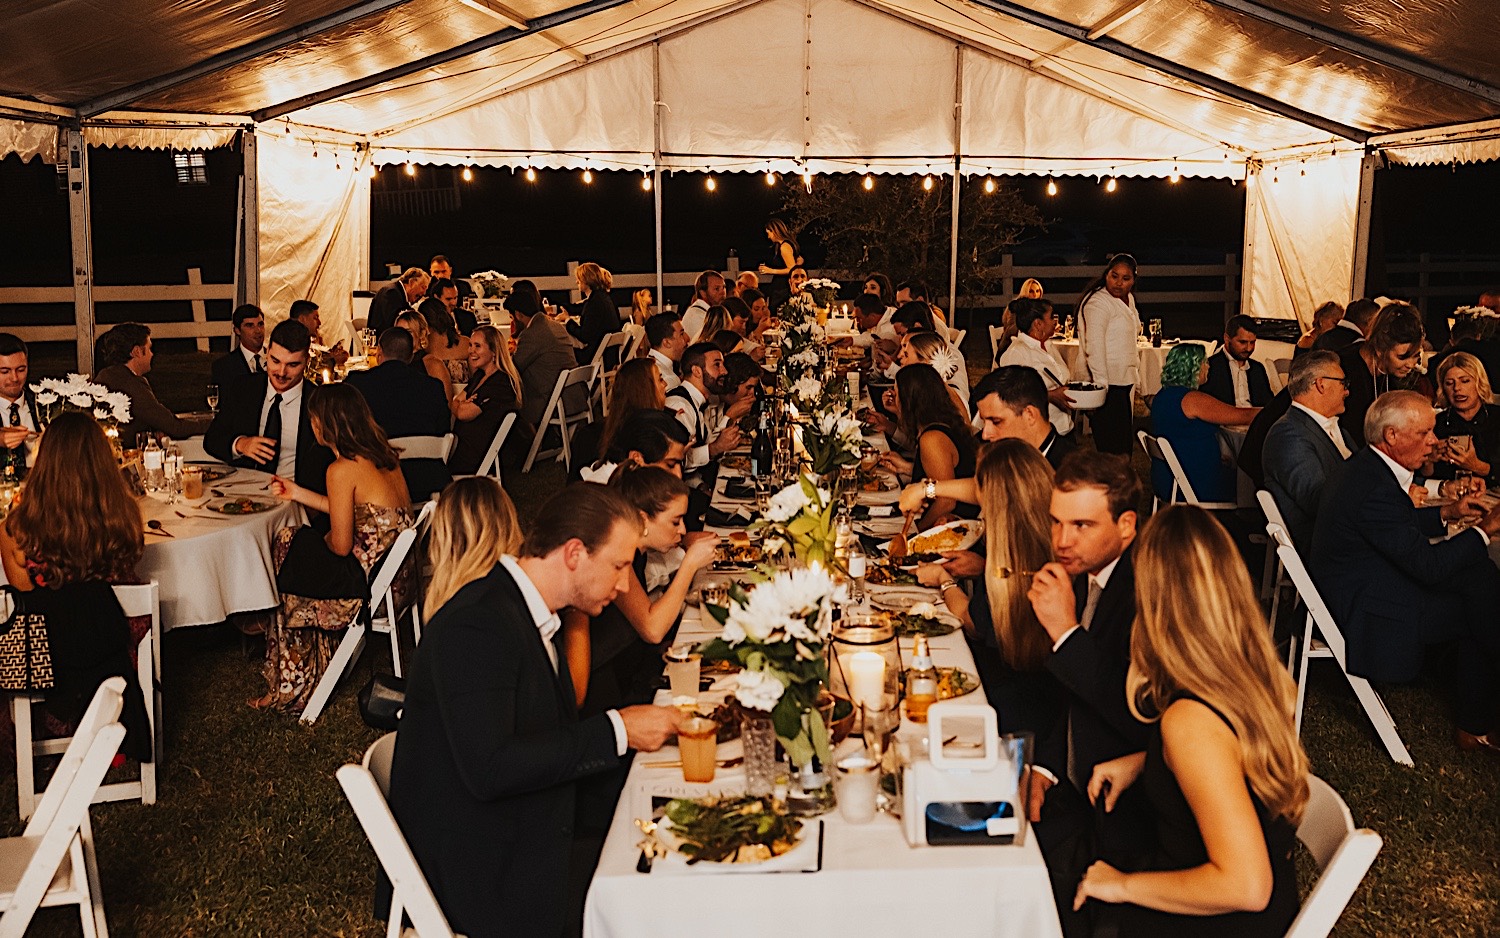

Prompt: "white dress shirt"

[999,332,1075,435]
[1051,554,1122,652]
[1079,291,1140,387]
[1370,446,1489,545]
[649,349,681,392]
[500,556,629,755]
[239,345,263,373]
[1292,402,1352,459]
[682,299,710,343]
[666,381,712,471]
[852,310,898,348]
[259,379,302,479]
[1220,349,1252,408]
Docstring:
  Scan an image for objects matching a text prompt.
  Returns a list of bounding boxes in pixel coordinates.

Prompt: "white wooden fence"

[0,267,233,351]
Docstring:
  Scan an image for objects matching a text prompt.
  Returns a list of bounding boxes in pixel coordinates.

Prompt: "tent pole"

[948,46,962,324]
[241,128,260,308]
[65,126,96,373]
[1350,149,1377,301]
[653,42,665,309]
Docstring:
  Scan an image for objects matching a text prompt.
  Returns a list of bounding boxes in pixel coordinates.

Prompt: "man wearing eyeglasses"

[1262,351,1355,549]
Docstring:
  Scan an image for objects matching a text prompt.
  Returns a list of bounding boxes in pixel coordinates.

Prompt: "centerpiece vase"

[738,706,778,797]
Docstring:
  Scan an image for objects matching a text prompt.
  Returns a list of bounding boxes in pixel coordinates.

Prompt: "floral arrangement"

[754,473,840,567]
[1454,304,1497,319]
[801,408,864,475]
[776,290,817,326]
[778,320,825,388]
[803,278,841,309]
[32,375,131,425]
[469,269,510,298]
[699,563,839,769]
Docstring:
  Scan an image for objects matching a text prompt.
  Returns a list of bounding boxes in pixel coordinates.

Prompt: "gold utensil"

[146,520,174,538]
[889,511,915,560]
[642,756,745,769]
[994,567,1037,579]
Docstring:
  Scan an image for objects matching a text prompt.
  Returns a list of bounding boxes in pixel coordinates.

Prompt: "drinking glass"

[206,385,219,415]
[664,645,702,701]
[677,716,720,783]
[835,755,879,823]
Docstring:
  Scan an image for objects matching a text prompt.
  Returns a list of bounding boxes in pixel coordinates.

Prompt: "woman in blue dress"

[1149,343,1260,503]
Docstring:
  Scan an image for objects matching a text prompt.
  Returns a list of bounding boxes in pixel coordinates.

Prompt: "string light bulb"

[1105,177,1117,192]
[1168,172,1180,184]
[461,166,473,181]
[705,175,717,191]
[765,171,778,185]
[983,177,996,194]
[404,161,415,176]
[1046,178,1057,196]
[862,175,874,191]
[525,166,537,182]
[802,171,814,193]
[641,173,652,191]
[922,175,934,191]
[582,168,593,184]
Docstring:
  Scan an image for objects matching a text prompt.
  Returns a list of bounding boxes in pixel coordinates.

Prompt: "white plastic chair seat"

[1285,775,1383,938]
[390,434,455,461]
[0,837,80,901]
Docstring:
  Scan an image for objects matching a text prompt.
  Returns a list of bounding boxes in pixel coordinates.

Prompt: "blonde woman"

[1075,505,1308,936]
[1430,351,1500,486]
[449,325,523,475]
[396,309,456,401]
[575,261,619,365]
[423,477,521,621]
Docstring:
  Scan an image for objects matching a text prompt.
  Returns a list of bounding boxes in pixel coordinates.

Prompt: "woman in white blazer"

[1078,254,1142,454]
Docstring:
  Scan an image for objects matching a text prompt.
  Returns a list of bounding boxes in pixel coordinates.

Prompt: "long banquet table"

[584,455,1064,938]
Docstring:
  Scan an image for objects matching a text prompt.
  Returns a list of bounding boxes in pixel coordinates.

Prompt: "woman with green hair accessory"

[1149,342,1262,503]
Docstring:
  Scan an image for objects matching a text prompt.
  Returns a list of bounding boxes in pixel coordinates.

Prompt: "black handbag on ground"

[0,584,54,691]
[275,525,369,600]
[358,673,405,730]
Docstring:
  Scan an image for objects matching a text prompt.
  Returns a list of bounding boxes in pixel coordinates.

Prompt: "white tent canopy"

[3,0,1498,365]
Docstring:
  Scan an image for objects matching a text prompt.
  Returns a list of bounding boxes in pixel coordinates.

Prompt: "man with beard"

[1201,315,1273,408]
[663,341,742,479]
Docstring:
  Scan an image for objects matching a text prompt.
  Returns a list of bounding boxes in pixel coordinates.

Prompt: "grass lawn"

[4,349,1497,935]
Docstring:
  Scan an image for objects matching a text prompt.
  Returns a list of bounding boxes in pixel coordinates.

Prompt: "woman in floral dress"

[252,384,413,713]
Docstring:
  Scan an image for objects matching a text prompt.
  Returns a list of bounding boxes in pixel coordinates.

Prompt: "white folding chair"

[337,763,461,938]
[466,413,517,482]
[1269,522,1414,766]
[299,523,424,726]
[1285,775,1383,938]
[364,732,398,796]
[620,322,645,363]
[0,678,126,938]
[521,363,600,473]
[948,327,966,349]
[390,434,456,462]
[12,582,160,820]
[590,330,632,413]
[1137,430,1238,511]
[1256,489,1297,628]
[988,324,1005,362]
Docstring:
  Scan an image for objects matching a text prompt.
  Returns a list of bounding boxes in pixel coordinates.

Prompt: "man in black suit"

[368,267,430,335]
[203,319,334,496]
[973,366,1075,470]
[388,484,681,938]
[1313,390,1500,756]
[211,304,266,388]
[345,328,452,500]
[1312,297,1379,352]
[428,255,477,335]
[1201,314,1274,408]
[0,332,44,479]
[1262,351,1353,549]
[1025,451,1152,936]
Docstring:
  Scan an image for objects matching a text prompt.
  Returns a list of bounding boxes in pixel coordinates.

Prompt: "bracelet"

[939,579,961,593]
[924,478,937,500]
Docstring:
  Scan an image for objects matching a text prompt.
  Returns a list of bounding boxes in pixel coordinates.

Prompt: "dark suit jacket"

[345,361,453,500]
[202,374,334,495]
[210,348,256,388]
[1263,405,1353,550]
[1237,388,1292,488]
[1040,427,1075,470]
[388,563,621,938]
[94,364,211,442]
[575,289,621,367]
[1201,349,1273,407]
[1311,447,1488,682]
[0,389,45,477]
[368,283,413,335]
[512,315,584,429]
[1312,322,1362,352]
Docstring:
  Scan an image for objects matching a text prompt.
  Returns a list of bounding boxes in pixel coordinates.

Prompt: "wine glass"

[206,385,220,415]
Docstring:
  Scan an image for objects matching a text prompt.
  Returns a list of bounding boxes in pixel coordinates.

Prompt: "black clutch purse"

[275,525,369,600]
[358,673,406,730]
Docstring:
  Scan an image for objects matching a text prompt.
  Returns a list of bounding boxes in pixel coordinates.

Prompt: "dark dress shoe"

[1457,730,1500,757]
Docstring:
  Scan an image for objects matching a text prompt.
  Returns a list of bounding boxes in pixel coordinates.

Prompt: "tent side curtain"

[256,133,368,345]
[1241,151,1364,324]
[0,117,58,163]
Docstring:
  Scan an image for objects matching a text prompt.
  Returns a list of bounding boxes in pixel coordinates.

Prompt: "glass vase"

[785,698,837,817]
[738,706,778,797]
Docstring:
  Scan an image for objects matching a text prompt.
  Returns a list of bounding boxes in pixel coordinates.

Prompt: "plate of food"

[719,454,751,474]
[654,795,805,867]
[865,561,917,586]
[903,519,983,555]
[891,602,959,637]
[185,462,236,483]
[1064,382,1107,410]
[206,497,276,515]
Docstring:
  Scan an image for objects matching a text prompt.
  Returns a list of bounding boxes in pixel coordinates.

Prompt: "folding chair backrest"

[391,435,455,461]
[988,325,1004,360]
[113,580,161,690]
[474,412,517,480]
[1138,429,1209,505]
[363,732,398,796]
[621,323,645,361]
[949,328,966,348]
[590,330,630,370]
[337,764,457,938]
[1,723,126,938]
[1286,775,1383,938]
[23,677,125,837]
[1257,489,1289,535]
[1275,538,1350,667]
[370,527,419,606]
[414,499,438,537]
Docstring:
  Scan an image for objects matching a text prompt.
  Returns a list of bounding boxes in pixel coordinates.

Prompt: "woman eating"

[1149,343,1260,504]
[1337,302,1429,446]
[1428,351,1500,487]
[254,384,414,712]
[560,466,718,713]
[448,324,523,476]
[1078,254,1141,455]
[1075,505,1308,937]
[879,363,978,527]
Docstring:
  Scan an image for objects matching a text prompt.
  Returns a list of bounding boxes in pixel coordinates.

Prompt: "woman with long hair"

[1428,351,1500,486]
[448,324,523,476]
[879,363,978,527]
[1338,302,1429,446]
[254,384,413,712]
[1076,505,1308,936]
[1149,343,1260,503]
[758,218,803,283]
[396,310,457,401]
[560,465,718,712]
[420,286,472,387]
[572,357,667,479]
[1078,254,1141,455]
[0,412,153,761]
[423,477,521,621]
[996,278,1046,362]
[899,328,970,408]
[863,272,896,310]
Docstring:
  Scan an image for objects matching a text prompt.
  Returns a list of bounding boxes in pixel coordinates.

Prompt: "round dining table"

[135,467,303,630]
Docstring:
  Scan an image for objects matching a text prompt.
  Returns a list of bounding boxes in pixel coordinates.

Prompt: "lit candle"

[846,651,886,712]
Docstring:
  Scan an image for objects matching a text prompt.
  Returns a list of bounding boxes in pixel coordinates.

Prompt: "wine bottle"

[906,635,938,723]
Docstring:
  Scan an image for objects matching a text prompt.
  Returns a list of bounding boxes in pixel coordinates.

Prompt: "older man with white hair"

[1312,390,1500,757]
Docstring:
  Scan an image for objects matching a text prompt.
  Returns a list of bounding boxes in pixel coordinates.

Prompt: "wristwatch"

[924,478,937,500]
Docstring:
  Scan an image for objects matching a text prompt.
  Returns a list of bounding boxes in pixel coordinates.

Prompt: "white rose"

[721,615,747,645]
[68,392,92,408]
[92,405,112,421]
[792,376,822,403]
[764,483,811,523]
[734,669,786,711]
[34,389,57,406]
[112,400,132,422]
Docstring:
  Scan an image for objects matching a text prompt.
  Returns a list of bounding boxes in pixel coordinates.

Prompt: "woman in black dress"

[448,325,522,475]
[878,363,978,527]
[574,261,620,366]
[1428,351,1500,487]
[1336,302,1428,447]
[1075,505,1309,937]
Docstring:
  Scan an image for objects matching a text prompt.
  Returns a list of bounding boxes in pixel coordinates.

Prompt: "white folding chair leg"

[136,632,156,806]
[1345,674,1415,767]
[79,814,108,938]
[1293,616,1314,734]
[299,624,368,726]
[13,695,38,821]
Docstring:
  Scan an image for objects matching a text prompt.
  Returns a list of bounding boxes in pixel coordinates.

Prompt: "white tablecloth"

[136,468,302,629]
[584,461,1062,938]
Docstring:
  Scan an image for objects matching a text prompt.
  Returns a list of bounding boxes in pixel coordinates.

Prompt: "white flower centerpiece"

[31,375,132,465]
[802,406,864,476]
[803,277,841,310]
[699,563,840,773]
[755,473,840,567]
[470,269,510,298]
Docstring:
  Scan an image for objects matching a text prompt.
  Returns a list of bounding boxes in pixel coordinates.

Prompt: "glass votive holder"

[835,755,880,823]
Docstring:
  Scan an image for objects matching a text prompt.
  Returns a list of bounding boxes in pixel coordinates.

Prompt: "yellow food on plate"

[910,525,968,553]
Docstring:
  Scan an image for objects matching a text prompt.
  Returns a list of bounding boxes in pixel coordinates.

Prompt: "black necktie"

[263,393,283,469]
[7,404,17,427]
